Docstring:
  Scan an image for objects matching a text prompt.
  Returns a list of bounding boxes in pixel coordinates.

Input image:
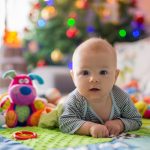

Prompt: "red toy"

[12,130,37,140]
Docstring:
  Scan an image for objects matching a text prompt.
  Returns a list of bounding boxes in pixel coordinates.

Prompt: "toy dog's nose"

[20,87,32,95]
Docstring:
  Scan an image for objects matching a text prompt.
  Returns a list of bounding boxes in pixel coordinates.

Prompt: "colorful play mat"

[0,119,150,150]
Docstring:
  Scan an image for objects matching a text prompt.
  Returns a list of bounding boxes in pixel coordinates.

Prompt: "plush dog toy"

[0,70,46,128]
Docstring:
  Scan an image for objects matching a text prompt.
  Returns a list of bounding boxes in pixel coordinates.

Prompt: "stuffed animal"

[0,70,47,128]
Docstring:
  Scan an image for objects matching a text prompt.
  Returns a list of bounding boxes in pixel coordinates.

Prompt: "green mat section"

[0,119,150,150]
[0,127,111,150]
[129,119,150,136]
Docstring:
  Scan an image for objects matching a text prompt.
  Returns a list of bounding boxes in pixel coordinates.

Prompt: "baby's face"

[71,40,119,103]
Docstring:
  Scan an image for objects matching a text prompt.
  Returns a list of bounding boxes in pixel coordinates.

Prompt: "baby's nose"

[89,75,99,82]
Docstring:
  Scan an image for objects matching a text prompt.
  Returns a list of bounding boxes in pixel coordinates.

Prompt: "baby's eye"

[99,70,108,75]
[82,70,89,76]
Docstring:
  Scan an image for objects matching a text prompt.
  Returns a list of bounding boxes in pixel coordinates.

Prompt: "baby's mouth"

[89,88,100,91]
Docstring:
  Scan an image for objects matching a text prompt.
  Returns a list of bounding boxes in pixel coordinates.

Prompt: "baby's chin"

[84,94,101,103]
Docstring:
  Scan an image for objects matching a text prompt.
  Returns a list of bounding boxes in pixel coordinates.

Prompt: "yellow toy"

[134,99,150,118]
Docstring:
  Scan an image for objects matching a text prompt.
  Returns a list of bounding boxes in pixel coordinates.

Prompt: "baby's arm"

[116,97,142,132]
[59,93,109,138]
[76,121,109,138]
[59,95,87,134]
[59,106,109,138]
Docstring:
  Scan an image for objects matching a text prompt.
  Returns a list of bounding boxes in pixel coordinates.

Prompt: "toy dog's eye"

[24,78,30,84]
[19,79,24,84]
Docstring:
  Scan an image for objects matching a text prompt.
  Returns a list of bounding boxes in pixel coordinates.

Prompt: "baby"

[59,37,142,138]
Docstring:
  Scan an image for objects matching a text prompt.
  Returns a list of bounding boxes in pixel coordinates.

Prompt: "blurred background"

[0,0,150,96]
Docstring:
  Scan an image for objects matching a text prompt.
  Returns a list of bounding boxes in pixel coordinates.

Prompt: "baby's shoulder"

[112,85,130,103]
[64,89,87,107]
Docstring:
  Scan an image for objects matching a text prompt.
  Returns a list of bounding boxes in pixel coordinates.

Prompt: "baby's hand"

[104,119,124,136]
[90,124,109,138]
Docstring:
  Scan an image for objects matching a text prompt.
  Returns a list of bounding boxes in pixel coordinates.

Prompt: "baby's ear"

[70,70,74,81]
[115,69,120,82]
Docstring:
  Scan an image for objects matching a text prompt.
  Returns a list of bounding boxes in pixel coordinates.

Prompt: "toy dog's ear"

[2,70,17,80]
[28,73,44,85]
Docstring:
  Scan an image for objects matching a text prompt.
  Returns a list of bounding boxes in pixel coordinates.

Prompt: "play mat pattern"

[0,119,150,150]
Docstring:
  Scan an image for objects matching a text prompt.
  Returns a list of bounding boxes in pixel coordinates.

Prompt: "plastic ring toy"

[12,130,37,140]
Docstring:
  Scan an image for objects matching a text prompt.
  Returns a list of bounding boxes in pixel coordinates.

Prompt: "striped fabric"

[59,85,142,134]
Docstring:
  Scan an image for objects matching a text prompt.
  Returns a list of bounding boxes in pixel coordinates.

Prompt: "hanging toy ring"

[12,130,37,140]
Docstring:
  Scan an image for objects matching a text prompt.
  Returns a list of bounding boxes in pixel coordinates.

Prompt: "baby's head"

[72,37,117,70]
[70,37,119,102]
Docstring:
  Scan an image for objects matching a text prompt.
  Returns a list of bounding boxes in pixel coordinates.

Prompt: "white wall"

[0,0,33,46]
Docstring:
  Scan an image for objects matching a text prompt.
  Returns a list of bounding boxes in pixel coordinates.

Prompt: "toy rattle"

[12,130,37,140]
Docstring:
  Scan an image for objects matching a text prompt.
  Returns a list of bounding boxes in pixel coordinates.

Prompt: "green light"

[119,29,127,38]
[67,18,75,27]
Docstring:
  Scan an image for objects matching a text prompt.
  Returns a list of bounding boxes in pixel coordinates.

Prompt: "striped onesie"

[59,85,142,134]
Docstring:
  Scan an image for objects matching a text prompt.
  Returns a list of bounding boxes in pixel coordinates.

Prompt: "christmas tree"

[23,0,146,70]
